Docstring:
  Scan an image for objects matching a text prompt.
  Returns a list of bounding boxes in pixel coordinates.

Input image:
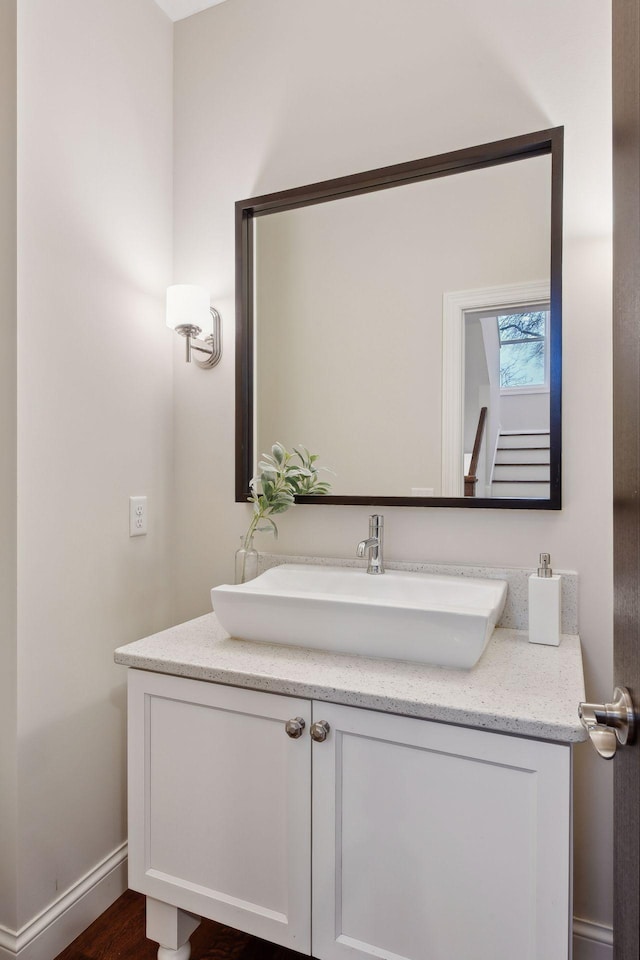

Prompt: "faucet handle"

[369,514,384,534]
[359,515,384,574]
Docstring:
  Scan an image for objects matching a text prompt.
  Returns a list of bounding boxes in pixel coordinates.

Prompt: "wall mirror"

[236,128,562,509]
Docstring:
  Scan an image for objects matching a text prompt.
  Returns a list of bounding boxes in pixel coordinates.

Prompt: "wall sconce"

[166,284,222,369]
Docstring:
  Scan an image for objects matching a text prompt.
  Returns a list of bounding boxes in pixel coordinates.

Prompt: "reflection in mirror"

[463,303,550,499]
[236,129,563,509]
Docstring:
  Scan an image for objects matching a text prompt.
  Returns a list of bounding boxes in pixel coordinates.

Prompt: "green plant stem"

[242,514,260,552]
[238,546,248,583]
[237,528,257,583]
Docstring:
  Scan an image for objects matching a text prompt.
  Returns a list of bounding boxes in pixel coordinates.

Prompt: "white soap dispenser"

[528,553,561,646]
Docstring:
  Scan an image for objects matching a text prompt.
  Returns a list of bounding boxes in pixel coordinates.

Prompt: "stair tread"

[492,479,550,484]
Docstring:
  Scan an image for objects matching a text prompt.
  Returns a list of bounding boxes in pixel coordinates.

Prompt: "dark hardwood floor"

[53,890,304,960]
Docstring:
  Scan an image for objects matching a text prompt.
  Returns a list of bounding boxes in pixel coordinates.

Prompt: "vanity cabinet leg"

[146,896,201,960]
[157,946,191,960]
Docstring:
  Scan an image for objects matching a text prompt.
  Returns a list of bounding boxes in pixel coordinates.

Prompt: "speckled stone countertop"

[114,613,586,744]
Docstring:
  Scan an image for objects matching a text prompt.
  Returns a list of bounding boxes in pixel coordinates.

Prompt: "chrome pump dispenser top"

[537,553,552,577]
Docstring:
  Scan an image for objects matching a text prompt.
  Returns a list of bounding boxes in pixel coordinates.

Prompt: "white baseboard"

[0,843,127,960]
[573,917,614,960]
[0,864,614,960]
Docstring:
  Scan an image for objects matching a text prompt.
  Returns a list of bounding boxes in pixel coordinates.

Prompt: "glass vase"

[235,536,259,584]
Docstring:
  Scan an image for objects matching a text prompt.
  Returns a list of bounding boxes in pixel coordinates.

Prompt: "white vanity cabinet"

[127,670,312,953]
[127,668,572,960]
[313,701,571,960]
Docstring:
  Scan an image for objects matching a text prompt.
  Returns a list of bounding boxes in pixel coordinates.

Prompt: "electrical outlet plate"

[129,496,148,537]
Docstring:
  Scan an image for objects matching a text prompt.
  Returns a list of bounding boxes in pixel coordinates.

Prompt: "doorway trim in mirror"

[441,280,551,497]
[236,127,563,509]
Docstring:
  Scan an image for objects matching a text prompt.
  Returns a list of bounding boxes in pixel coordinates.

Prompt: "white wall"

[0,0,18,935]
[500,391,550,432]
[15,0,174,936]
[463,320,489,438]
[173,0,613,930]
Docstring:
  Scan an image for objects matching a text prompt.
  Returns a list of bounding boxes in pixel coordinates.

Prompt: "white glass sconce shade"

[166,284,212,335]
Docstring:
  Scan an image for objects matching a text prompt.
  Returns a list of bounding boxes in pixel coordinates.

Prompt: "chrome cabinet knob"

[578,687,635,759]
[285,717,306,739]
[310,720,330,742]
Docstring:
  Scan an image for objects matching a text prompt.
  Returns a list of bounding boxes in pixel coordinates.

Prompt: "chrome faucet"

[357,515,384,575]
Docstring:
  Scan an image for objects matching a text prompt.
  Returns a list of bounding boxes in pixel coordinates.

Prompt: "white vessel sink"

[211,564,507,669]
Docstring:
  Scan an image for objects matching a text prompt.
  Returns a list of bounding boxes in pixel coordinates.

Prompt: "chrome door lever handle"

[579,687,635,759]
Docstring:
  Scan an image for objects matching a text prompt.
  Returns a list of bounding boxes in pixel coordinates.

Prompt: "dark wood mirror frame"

[236,127,563,509]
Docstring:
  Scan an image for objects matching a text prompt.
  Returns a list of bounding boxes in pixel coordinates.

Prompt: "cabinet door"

[128,670,311,953]
[311,702,571,960]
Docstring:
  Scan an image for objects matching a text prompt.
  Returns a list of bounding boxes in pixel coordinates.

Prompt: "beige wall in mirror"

[255,153,551,498]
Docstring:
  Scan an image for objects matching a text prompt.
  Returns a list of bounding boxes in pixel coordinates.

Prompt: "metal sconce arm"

[174,307,222,369]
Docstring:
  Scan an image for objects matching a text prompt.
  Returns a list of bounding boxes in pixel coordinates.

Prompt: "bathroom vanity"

[115,610,585,960]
